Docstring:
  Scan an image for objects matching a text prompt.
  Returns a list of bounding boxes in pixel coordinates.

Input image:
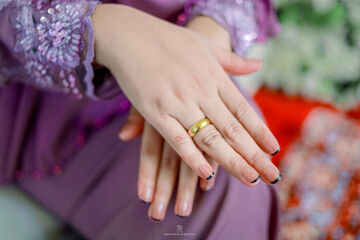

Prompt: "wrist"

[91,4,130,69]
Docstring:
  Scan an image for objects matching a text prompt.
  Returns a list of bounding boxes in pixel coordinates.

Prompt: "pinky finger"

[199,154,219,191]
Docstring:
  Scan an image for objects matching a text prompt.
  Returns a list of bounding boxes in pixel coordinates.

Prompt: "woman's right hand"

[91,4,282,185]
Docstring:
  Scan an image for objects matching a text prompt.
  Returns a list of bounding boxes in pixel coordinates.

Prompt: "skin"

[91,4,281,221]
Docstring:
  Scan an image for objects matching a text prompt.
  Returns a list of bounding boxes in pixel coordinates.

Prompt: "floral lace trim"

[178,0,258,56]
[8,0,99,98]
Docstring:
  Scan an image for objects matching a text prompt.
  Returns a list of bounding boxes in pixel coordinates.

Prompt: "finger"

[148,143,179,222]
[138,122,163,203]
[219,80,280,156]
[201,97,281,184]
[119,106,145,141]
[199,155,219,191]
[193,124,261,186]
[174,161,198,218]
[209,43,263,75]
[154,115,214,180]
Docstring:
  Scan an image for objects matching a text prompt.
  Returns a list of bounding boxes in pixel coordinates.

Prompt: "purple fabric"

[0,0,101,99]
[0,0,280,239]
[181,0,259,56]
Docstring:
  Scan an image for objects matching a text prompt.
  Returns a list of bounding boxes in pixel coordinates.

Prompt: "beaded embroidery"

[6,0,99,97]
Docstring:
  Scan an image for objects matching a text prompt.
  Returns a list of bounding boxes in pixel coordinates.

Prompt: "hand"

[92,4,281,187]
[119,107,219,221]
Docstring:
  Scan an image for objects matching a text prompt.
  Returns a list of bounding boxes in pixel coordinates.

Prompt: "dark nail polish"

[206,172,214,180]
[251,175,261,183]
[271,147,281,156]
[176,214,188,218]
[151,216,161,222]
[271,174,282,184]
[140,200,150,204]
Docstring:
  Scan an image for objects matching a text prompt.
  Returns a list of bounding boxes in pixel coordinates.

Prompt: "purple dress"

[0,0,280,239]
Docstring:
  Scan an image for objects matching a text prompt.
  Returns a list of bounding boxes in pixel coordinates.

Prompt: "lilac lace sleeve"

[0,0,102,100]
[177,0,280,56]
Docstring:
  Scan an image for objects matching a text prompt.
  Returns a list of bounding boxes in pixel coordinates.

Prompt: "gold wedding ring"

[188,118,211,138]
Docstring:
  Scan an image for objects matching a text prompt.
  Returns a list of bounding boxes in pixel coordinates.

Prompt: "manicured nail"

[140,200,150,204]
[271,147,281,156]
[262,164,280,184]
[151,202,164,221]
[198,164,214,180]
[242,165,260,183]
[202,185,212,191]
[206,172,214,180]
[263,134,280,155]
[176,214,188,218]
[139,188,152,203]
[118,124,131,140]
[200,178,214,191]
[271,174,282,184]
[176,200,189,217]
[150,216,161,222]
[251,175,261,183]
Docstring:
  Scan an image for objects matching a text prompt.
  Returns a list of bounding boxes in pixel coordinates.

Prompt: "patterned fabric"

[278,108,360,240]
[178,0,258,56]
[177,0,280,55]
[0,0,100,99]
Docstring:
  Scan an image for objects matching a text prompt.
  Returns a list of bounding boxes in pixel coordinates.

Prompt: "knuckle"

[227,156,240,170]
[253,126,268,145]
[169,134,188,148]
[249,152,266,168]
[162,155,178,171]
[233,101,250,120]
[200,129,222,149]
[223,122,245,141]
[153,97,168,115]
[141,145,160,159]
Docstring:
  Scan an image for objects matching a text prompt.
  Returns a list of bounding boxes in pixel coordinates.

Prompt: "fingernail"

[270,174,282,184]
[263,134,280,155]
[119,124,131,140]
[206,172,214,180]
[176,214,188,218]
[176,200,189,217]
[140,200,150,204]
[201,180,214,191]
[139,188,152,203]
[251,175,261,183]
[262,164,280,184]
[242,165,259,183]
[271,147,281,156]
[151,202,164,221]
[198,164,214,180]
[150,216,161,222]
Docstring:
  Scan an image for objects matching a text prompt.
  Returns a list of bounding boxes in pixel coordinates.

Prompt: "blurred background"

[0,0,359,239]
[241,0,360,239]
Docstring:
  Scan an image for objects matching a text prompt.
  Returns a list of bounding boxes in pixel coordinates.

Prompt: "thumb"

[118,106,145,141]
[209,43,262,75]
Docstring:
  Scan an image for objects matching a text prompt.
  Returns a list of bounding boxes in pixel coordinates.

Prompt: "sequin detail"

[179,0,258,56]
[7,0,99,97]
